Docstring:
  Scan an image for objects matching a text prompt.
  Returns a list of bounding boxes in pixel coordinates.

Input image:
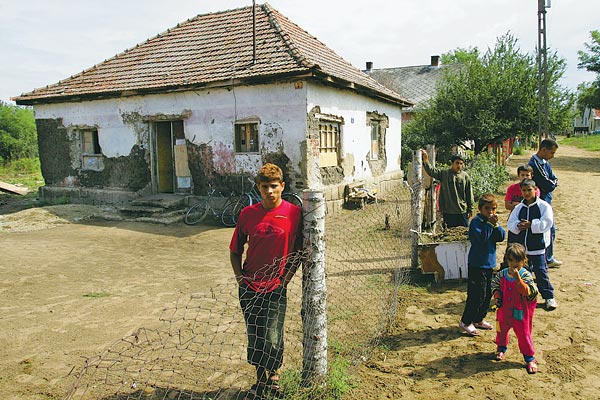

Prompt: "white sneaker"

[547,259,563,268]
[545,298,557,310]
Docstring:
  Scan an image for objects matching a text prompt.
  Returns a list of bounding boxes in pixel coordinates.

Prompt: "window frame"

[370,121,380,160]
[234,119,260,153]
[317,117,342,167]
[79,128,103,171]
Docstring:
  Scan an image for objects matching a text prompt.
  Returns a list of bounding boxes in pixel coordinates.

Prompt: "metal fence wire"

[64,184,414,400]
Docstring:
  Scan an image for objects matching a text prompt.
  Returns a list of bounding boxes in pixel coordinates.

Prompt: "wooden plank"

[0,181,29,195]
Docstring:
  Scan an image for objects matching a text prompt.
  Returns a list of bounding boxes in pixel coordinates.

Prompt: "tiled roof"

[368,63,461,111]
[14,3,411,107]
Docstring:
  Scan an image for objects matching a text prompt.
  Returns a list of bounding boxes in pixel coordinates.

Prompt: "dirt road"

[1,142,599,399]
[350,143,600,399]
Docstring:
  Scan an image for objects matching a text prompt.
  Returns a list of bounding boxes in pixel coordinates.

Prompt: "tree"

[577,30,600,110]
[404,33,574,156]
[0,101,37,162]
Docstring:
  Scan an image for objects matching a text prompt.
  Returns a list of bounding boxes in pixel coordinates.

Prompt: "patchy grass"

[562,135,600,152]
[0,158,44,191]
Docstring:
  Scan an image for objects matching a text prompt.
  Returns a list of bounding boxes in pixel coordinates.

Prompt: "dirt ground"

[348,143,600,399]
[1,142,599,399]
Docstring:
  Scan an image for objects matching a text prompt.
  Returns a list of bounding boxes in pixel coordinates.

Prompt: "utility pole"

[537,0,550,147]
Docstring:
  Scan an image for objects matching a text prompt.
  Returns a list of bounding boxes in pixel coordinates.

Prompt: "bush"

[465,152,509,200]
[512,145,524,155]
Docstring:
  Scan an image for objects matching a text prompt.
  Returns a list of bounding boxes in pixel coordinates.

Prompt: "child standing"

[491,243,539,374]
[459,194,506,336]
[507,179,557,310]
[504,165,540,214]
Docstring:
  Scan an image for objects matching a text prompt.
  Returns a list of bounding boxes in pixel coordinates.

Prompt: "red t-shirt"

[229,200,302,293]
[505,182,541,205]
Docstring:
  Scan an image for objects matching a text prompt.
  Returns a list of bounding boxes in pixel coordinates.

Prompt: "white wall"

[34,81,308,177]
[306,83,404,182]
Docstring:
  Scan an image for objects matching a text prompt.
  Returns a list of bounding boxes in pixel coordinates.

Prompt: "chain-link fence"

[64,183,414,400]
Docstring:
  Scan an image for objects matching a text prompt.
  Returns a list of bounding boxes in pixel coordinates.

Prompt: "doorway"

[152,121,184,193]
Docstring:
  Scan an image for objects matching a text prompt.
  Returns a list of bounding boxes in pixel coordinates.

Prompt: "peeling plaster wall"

[33,81,307,198]
[305,83,404,184]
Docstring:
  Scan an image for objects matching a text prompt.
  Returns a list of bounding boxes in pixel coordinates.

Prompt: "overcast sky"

[1,0,597,105]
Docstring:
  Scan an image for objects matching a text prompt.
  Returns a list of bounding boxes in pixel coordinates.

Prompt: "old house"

[13,3,412,213]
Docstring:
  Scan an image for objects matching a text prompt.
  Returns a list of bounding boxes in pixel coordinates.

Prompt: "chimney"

[430,55,440,67]
[365,61,373,72]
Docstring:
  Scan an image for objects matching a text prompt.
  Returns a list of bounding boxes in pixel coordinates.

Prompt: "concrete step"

[131,195,186,209]
[118,205,166,216]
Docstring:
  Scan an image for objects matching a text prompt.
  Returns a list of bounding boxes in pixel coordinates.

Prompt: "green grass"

[278,356,356,400]
[0,157,44,191]
[562,134,600,151]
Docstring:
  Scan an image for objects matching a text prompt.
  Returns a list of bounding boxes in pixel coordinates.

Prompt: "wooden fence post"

[301,190,327,384]
[410,150,424,269]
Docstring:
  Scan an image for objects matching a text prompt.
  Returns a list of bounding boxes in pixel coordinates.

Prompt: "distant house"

[13,3,412,212]
[365,56,460,122]
[582,108,600,134]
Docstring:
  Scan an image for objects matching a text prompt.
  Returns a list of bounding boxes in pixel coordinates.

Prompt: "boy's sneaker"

[545,298,557,310]
[547,259,563,268]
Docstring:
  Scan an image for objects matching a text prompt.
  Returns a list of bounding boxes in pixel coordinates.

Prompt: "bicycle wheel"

[282,192,303,208]
[184,200,210,225]
[221,194,251,227]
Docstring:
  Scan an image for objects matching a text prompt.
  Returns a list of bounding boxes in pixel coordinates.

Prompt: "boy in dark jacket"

[459,194,506,336]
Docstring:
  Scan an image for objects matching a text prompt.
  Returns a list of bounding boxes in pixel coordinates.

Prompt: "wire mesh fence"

[64,183,414,400]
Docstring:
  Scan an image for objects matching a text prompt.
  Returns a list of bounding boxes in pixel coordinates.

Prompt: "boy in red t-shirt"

[504,165,540,213]
[230,163,303,399]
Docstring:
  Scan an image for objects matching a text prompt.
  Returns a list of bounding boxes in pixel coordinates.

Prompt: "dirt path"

[0,220,235,399]
[350,142,600,399]
[1,142,599,399]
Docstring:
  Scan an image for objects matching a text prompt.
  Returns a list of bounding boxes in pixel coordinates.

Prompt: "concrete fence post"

[301,189,327,384]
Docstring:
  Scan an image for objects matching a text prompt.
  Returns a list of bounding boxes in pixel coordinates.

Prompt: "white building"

[14,4,412,213]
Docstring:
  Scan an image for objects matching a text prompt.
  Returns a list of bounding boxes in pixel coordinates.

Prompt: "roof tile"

[15,3,411,106]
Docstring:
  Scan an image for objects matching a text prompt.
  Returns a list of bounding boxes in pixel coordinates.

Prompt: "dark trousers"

[527,254,554,300]
[443,213,469,228]
[461,266,493,325]
[239,285,287,372]
[545,224,556,263]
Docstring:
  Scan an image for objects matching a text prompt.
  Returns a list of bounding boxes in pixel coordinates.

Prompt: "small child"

[491,243,539,374]
[459,194,506,336]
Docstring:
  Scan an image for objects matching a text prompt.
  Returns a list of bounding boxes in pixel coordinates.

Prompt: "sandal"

[266,372,283,398]
[459,321,479,336]
[526,360,538,374]
[473,321,493,330]
[495,351,505,361]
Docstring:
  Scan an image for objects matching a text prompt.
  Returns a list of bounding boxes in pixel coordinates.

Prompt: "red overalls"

[495,272,537,357]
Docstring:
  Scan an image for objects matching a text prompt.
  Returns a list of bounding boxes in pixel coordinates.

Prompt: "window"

[80,129,103,171]
[370,121,380,160]
[81,129,101,155]
[318,122,340,167]
[235,122,259,153]
[366,111,388,162]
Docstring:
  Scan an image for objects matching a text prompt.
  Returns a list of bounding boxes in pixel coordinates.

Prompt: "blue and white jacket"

[507,197,553,256]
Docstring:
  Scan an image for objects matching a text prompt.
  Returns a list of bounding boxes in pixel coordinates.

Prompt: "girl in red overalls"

[491,243,539,374]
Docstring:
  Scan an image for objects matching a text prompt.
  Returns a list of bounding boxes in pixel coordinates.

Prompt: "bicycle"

[183,187,237,226]
[219,179,303,227]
